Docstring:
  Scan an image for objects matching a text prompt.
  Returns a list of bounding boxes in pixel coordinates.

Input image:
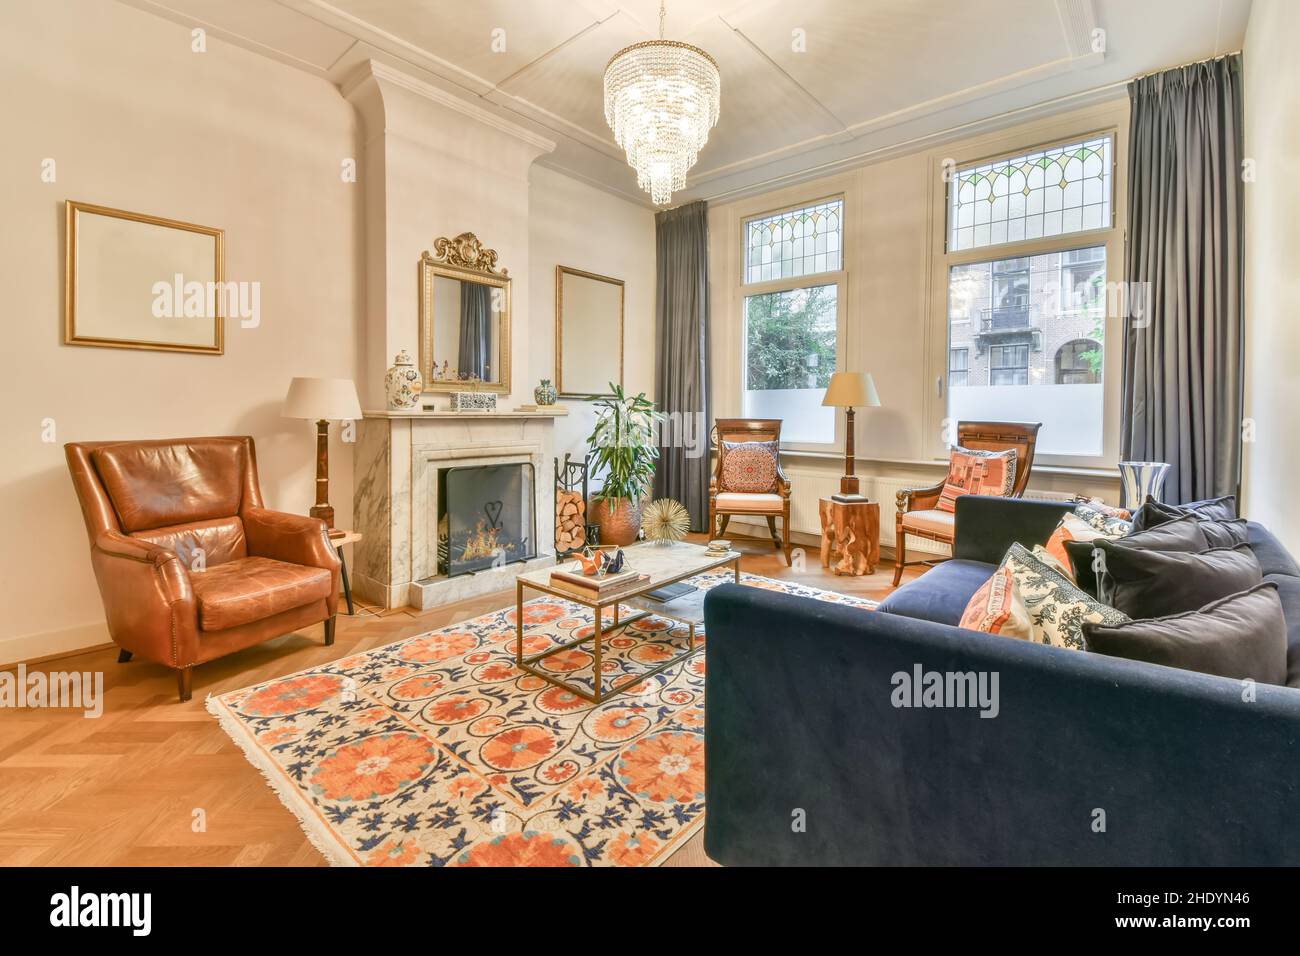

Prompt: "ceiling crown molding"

[340,59,557,155]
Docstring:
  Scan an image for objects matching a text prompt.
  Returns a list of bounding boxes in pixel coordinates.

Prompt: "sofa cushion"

[191,556,332,631]
[900,508,955,537]
[1132,494,1238,531]
[1246,522,1300,688]
[715,492,783,514]
[878,559,993,625]
[998,543,1129,650]
[1083,583,1288,685]
[1094,542,1263,620]
[91,438,248,533]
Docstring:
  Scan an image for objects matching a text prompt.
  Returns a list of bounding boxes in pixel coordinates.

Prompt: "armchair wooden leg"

[177,668,192,703]
[783,513,793,566]
[765,515,781,549]
[892,529,907,588]
[719,515,731,536]
[324,615,337,647]
[708,500,716,538]
[117,649,132,663]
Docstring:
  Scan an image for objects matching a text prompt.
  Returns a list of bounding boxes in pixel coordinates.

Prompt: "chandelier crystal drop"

[602,2,721,205]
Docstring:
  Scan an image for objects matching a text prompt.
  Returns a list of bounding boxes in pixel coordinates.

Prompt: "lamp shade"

[821,371,881,408]
[282,377,362,421]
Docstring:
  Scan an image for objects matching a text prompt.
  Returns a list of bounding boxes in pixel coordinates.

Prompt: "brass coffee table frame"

[514,553,741,704]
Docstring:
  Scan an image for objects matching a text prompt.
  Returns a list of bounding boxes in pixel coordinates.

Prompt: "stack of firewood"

[555,490,586,553]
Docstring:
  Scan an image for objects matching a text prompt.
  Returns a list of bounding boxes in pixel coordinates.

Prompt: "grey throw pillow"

[1092,541,1263,619]
[1083,583,1287,685]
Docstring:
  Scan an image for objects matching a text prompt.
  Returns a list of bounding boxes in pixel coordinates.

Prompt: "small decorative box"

[450,391,497,412]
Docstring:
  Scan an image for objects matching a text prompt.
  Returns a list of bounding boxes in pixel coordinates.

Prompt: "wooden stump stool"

[819,498,880,576]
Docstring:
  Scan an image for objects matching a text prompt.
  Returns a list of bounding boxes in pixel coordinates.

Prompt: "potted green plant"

[585,383,662,546]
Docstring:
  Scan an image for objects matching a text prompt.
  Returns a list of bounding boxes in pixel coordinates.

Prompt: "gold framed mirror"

[419,232,511,393]
[556,265,624,397]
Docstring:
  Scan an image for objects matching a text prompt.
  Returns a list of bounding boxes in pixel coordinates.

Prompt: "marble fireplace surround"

[353,410,560,611]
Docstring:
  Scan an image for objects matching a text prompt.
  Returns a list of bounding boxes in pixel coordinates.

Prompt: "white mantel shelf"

[362,408,568,419]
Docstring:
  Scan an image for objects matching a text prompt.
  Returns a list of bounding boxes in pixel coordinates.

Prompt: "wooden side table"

[818,498,880,576]
[328,530,363,615]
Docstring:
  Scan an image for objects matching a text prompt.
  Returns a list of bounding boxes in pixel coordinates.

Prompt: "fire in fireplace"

[437,463,536,576]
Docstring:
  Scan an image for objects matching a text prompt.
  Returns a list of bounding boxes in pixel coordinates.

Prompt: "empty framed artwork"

[556,265,624,397]
[64,200,225,354]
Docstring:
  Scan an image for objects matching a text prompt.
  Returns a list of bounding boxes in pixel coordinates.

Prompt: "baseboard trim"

[0,621,113,670]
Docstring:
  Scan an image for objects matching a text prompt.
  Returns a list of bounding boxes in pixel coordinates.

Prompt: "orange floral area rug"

[207,571,876,866]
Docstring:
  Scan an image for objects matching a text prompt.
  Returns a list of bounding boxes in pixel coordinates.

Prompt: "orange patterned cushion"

[936,446,1017,513]
[958,563,1032,639]
[720,440,779,493]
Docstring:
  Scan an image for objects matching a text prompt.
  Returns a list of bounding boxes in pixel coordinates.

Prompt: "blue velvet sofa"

[702,495,1300,866]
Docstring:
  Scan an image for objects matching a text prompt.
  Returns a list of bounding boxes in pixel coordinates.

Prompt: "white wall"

[1242,0,1300,550]
[527,165,657,471]
[0,0,362,663]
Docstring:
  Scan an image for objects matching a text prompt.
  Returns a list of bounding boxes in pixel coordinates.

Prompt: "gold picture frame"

[555,265,624,398]
[418,232,512,394]
[64,200,225,354]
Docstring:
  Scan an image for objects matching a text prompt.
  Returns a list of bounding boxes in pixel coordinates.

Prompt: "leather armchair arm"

[91,531,198,667]
[896,480,945,514]
[243,508,341,573]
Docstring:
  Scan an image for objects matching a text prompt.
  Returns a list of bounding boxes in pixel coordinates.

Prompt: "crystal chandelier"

[603,1,721,205]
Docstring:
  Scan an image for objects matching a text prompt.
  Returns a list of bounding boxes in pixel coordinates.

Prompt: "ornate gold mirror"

[419,232,511,393]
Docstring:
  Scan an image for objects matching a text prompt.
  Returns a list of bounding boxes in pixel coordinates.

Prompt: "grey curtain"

[653,201,711,530]
[1121,54,1244,503]
[458,283,491,380]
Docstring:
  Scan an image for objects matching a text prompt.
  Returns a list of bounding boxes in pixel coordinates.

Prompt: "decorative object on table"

[576,547,607,576]
[586,383,662,546]
[449,390,497,412]
[705,538,732,555]
[821,371,881,500]
[1118,460,1172,511]
[419,231,511,396]
[642,497,691,545]
[534,378,558,405]
[605,547,627,574]
[556,266,625,397]
[282,377,363,529]
[893,421,1041,587]
[819,497,881,576]
[554,453,590,558]
[602,0,721,205]
[708,418,793,565]
[64,200,225,355]
[384,349,422,410]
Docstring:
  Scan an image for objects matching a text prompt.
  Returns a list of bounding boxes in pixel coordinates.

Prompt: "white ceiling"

[118,0,1252,206]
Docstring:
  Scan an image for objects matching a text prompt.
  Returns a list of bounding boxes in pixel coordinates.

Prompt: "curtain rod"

[1129,49,1242,84]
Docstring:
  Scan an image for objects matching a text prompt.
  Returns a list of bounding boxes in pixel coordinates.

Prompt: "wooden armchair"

[709,418,793,565]
[891,421,1041,586]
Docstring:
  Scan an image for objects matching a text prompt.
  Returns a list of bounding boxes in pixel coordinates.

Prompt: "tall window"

[942,135,1114,459]
[742,198,844,445]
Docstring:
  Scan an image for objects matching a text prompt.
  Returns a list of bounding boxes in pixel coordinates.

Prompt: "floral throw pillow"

[959,563,1033,639]
[936,446,1017,513]
[1043,508,1131,580]
[721,440,779,493]
[1002,542,1129,650]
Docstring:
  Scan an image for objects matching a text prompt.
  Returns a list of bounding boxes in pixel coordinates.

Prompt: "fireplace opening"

[437,463,536,577]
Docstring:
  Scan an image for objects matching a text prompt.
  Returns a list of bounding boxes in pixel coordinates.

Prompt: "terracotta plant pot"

[589,497,642,546]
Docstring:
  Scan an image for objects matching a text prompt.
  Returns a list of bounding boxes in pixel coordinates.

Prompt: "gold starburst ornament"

[642,498,691,544]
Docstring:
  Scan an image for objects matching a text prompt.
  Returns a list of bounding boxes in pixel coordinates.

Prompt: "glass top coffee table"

[514,540,741,703]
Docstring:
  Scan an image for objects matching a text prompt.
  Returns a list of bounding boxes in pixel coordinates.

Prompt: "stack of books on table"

[549,565,649,602]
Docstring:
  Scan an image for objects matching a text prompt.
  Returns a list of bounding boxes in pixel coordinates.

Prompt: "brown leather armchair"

[66,437,341,701]
[891,421,1041,587]
[708,418,793,566]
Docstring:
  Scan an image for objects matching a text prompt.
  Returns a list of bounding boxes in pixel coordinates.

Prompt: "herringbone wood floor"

[0,533,919,867]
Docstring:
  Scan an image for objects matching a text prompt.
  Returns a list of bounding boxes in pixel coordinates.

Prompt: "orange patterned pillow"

[958,563,1032,639]
[936,446,1017,513]
[721,440,779,493]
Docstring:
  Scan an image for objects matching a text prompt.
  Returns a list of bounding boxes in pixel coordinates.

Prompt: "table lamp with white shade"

[282,377,362,530]
[822,371,881,500]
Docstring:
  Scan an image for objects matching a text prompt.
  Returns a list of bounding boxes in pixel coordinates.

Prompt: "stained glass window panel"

[949,136,1112,252]
[744,199,843,284]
